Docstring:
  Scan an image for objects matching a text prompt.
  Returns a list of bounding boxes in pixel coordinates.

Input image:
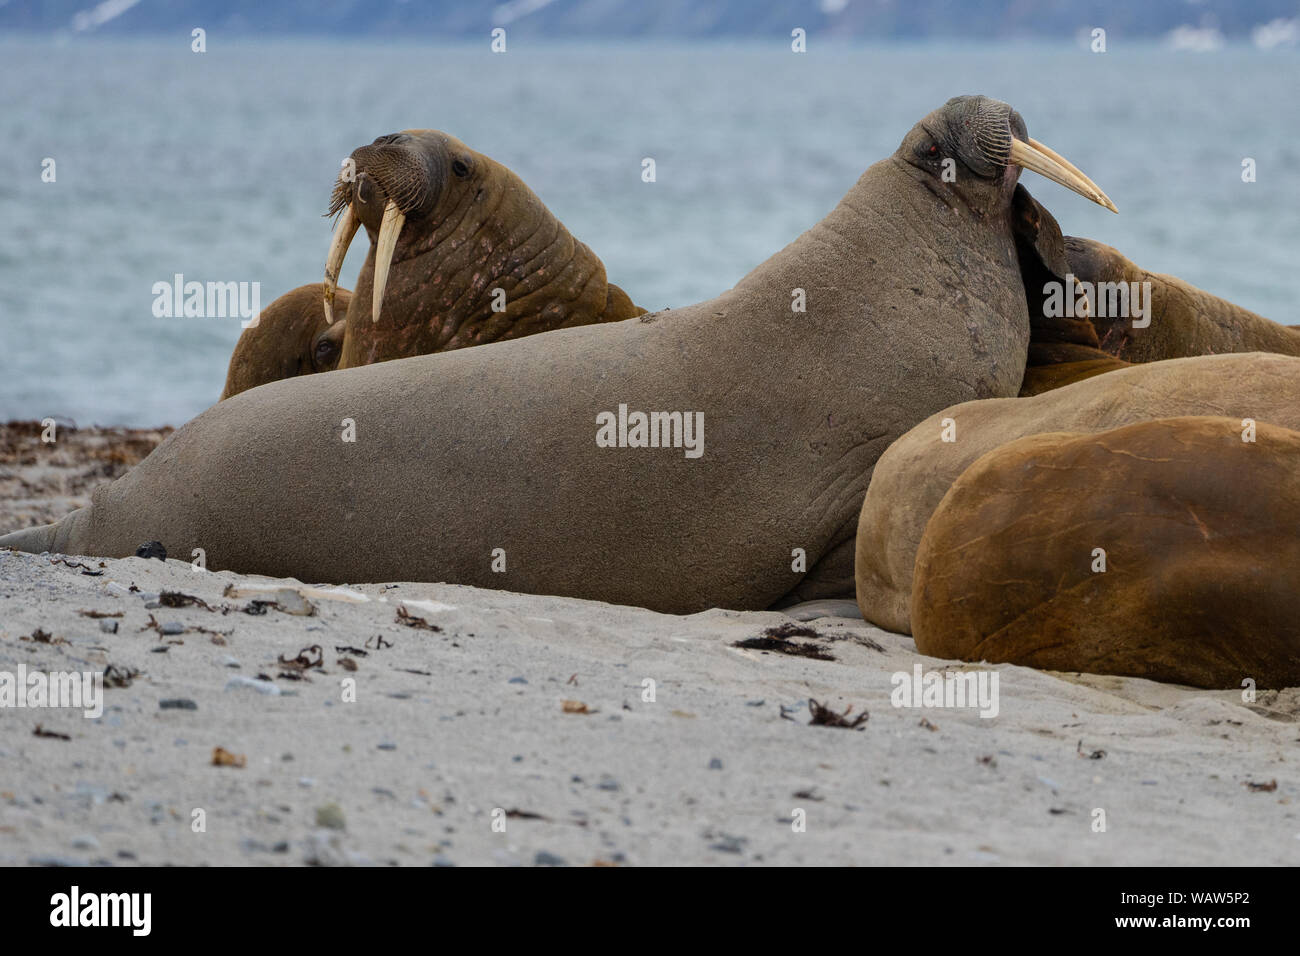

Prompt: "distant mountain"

[3,0,1299,41]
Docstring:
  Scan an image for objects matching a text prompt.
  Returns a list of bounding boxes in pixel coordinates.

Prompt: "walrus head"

[895,95,1117,218]
[323,129,642,369]
[219,284,348,400]
[892,96,1120,395]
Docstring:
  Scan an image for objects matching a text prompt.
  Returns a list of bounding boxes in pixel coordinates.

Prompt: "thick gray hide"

[3,155,1029,613]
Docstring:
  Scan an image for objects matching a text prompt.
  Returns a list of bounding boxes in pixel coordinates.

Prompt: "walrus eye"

[314,339,338,367]
[452,159,471,178]
[927,144,940,158]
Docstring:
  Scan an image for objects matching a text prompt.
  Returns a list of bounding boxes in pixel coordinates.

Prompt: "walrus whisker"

[326,178,352,219]
[323,204,359,325]
[372,200,405,324]
[973,103,1013,165]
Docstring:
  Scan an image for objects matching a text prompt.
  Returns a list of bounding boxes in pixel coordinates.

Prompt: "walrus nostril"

[342,145,429,218]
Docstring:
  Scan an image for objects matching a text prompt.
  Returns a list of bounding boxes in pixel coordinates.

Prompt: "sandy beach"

[1,430,1296,866]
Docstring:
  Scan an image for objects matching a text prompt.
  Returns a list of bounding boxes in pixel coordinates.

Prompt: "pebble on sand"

[315,803,346,830]
[224,675,281,696]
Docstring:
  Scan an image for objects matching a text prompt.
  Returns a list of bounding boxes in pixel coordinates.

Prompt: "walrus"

[854,352,1300,634]
[1064,236,1300,362]
[219,284,348,400]
[0,96,1115,613]
[1007,189,1131,396]
[911,416,1300,689]
[221,134,644,398]
[324,129,646,370]
[1006,197,1297,395]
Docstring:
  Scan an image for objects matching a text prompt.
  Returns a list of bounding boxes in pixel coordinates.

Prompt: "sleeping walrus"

[855,352,1300,634]
[911,415,1300,689]
[1014,224,1298,396]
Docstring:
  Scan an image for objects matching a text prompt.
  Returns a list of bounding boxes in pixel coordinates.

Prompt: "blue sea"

[1,37,1296,425]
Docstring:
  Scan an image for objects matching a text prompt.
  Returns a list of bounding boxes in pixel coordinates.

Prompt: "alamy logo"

[50,886,151,936]
[595,404,704,459]
[151,274,262,328]
[0,665,103,718]
[1043,274,1152,328]
[890,664,999,718]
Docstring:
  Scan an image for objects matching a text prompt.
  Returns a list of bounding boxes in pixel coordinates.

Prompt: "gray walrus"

[325,129,646,370]
[220,284,348,400]
[1,96,1114,613]
[855,352,1300,633]
[912,416,1300,689]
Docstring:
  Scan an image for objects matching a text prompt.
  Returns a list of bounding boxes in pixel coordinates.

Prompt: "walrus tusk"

[1027,137,1118,214]
[372,200,405,324]
[324,204,359,325]
[1009,138,1118,213]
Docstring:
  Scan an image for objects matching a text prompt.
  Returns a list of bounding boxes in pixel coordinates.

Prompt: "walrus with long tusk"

[0,96,1116,613]
[324,130,646,369]
[220,133,645,399]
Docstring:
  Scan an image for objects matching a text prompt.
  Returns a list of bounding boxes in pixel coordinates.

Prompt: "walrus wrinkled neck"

[728,158,1026,413]
[889,156,1016,222]
[338,171,640,368]
[739,159,1015,293]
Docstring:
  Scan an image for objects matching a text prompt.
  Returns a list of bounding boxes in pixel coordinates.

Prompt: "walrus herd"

[3,95,1296,692]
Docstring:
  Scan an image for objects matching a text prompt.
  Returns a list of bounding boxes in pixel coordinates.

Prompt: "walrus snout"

[339,137,439,220]
[916,96,1117,214]
[324,131,460,326]
[324,167,408,327]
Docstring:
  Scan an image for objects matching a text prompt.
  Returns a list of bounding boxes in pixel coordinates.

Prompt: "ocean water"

[0,37,1296,426]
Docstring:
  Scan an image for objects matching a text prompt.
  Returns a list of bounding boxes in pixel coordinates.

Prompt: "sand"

[1,540,1297,867]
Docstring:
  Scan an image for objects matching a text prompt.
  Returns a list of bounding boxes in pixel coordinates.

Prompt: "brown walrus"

[1009,236,1300,394]
[911,416,1300,689]
[1065,237,1300,362]
[855,352,1300,634]
[1008,191,1131,396]
[1008,199,1296,395]
[0,96,1115,613]
[324,129,645,369]
[219,284,348,400]
[222,133,644,399]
